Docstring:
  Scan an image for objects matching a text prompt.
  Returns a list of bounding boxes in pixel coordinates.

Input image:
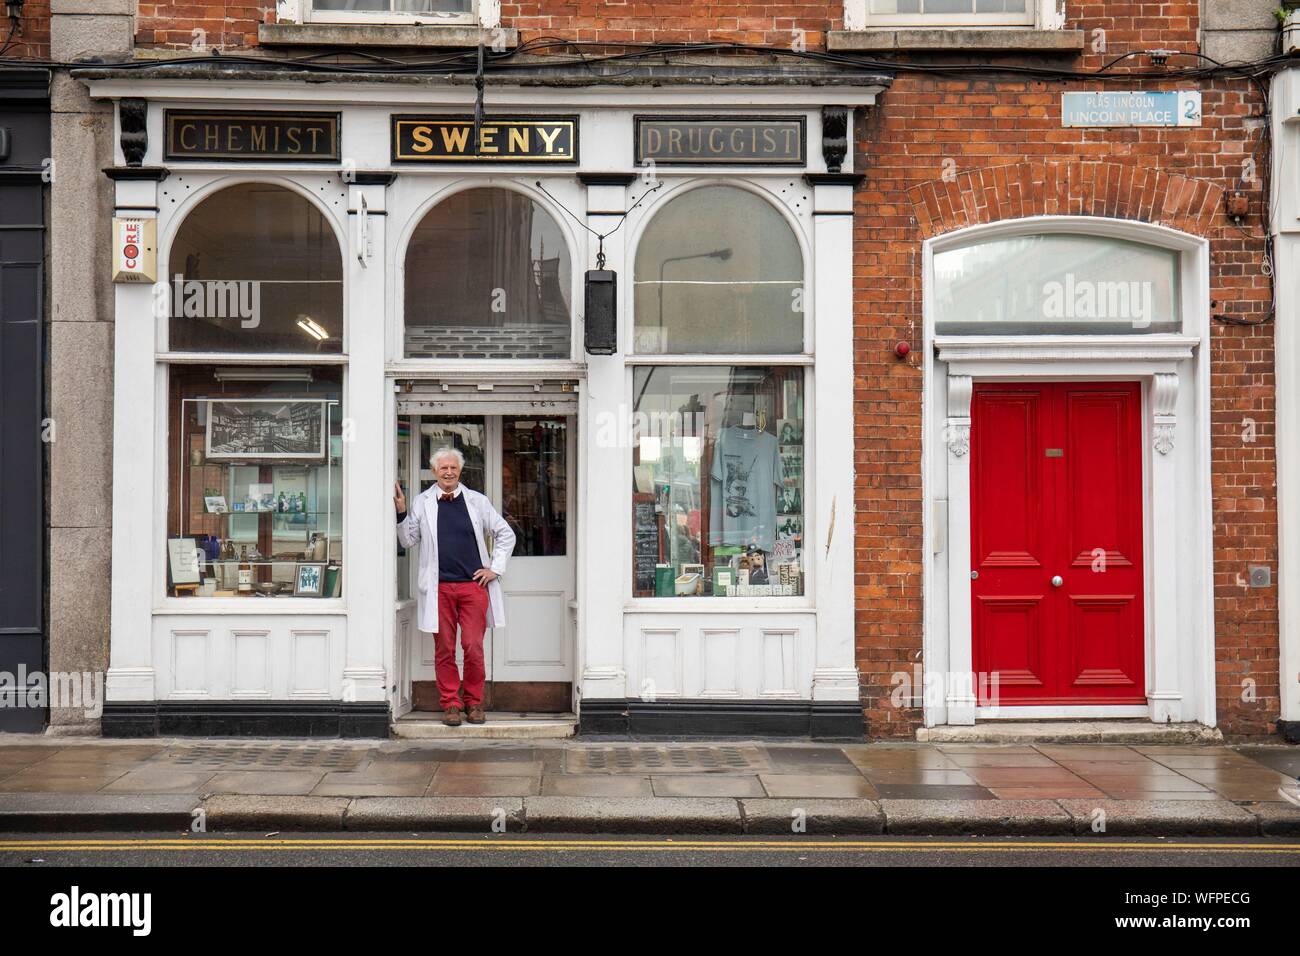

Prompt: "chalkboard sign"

[633,497,659,594]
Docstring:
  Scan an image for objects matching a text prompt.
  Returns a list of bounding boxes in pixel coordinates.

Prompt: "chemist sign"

[1061,91,1202,128]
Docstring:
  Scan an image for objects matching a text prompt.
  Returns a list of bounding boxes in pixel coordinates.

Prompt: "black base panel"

[578,699,865,740]
[1278,719,1300,745]
[101,701,392,738]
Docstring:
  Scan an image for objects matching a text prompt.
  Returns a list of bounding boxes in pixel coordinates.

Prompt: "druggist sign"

[1061,91,1202,127]
[112,217,157,283]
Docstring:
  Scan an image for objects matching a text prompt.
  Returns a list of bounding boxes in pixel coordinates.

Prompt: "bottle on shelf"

[238,545,253,593]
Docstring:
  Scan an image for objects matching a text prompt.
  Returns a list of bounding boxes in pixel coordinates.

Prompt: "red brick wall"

[854,69,1277,739]
[135,3,264,50]
[0,0,51,60]
[124,0,1214,54]
[501,1,842,45]
[132,0,844,51]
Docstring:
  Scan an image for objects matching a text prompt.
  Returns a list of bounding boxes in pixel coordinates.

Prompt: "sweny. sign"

[392,115,578,163]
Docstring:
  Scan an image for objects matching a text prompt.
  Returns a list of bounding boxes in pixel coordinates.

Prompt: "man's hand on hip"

[472,568,498,587]
[393,481,406,515]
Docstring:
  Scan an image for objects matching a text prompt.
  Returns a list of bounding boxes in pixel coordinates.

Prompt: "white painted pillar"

[1273,72,1300,733]
[341,179,390,704]
[106,174,165,703]
[577,179,629,703]
[944,373,976,724]
[1277,233,1300,731]
[809,180,859,702]
[1147,371,1184,723]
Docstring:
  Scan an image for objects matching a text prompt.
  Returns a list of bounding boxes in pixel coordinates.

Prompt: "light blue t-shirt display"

[709,424,783,554]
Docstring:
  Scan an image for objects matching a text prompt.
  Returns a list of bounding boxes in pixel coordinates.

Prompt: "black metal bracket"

[821,105,849,174]
[120,98,148,167]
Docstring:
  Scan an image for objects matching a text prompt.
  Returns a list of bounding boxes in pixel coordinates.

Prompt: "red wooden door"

[970,382,1145,706]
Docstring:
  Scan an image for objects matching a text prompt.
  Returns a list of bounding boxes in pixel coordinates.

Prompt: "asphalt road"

[2,832,1298,866]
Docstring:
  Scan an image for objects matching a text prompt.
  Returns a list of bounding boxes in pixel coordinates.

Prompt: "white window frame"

[157,174,352,612]
[624,179,816,610]
[278,0,498,28]
[844,0,1054,30]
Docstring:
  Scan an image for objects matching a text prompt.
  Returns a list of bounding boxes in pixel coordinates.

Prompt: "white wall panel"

[152,614,346,700]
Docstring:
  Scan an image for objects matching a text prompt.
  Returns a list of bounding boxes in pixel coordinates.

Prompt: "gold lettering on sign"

[204,126,219,151]
[227,125,240,151]
[762,128,776,152]
[440,126,470,153]
[286,127,301,153]
[308,127,323,151]
[537,126,563,153]
[668,129,682,153]
[479,127,498,153]
[508,127,529,153]
[179,124,197,150]
[709,128,723,152]
[250,126,267,152]
[410,126,434,153]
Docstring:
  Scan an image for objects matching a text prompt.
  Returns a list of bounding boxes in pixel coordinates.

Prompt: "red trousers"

[435,580,489,709]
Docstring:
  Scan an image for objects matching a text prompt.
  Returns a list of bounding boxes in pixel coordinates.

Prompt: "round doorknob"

[1051,575,1064,587]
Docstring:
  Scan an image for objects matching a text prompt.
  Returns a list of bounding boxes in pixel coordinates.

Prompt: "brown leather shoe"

[442,705,463,726]
[466,704,486,724]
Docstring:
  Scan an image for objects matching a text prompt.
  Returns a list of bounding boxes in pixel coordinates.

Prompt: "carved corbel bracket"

[1152,372,1179,455]
[946,373,973,458]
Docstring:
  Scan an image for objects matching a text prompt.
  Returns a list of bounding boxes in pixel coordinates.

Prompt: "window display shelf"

[202,560,328,566]
[170,379,344,601]
[190,511,333,518]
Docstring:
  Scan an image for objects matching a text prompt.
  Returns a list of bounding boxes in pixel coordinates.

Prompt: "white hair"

[430,445,465,469]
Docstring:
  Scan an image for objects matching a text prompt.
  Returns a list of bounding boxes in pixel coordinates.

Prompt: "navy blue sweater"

[396,492,481,582]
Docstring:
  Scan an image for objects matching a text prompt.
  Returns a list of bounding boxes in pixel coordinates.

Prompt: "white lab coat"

[397,485,517,633]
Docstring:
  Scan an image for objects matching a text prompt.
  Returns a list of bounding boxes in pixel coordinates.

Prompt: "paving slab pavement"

[0,737,1296,836]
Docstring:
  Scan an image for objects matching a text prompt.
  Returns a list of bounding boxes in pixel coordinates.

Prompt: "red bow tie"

[439,492,455,502]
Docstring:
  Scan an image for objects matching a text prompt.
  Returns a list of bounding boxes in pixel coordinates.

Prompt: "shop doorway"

[969,381,1146,706]
[396,411,575,713]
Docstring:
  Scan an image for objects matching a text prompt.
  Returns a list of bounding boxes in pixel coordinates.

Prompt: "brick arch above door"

[906,161,1225,240]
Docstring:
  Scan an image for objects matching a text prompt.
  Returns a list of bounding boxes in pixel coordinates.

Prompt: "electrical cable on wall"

[1,36,1280,323]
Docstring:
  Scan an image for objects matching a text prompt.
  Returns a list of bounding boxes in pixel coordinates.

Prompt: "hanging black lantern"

[584,268,617,355]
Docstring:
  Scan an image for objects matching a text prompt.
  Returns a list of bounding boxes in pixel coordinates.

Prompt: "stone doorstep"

[390,715,577,740]
[916,722,1225,745]
[3,793,1296,835]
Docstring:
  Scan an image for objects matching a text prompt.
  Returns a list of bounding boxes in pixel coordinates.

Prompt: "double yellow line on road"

[2,837,1299,854]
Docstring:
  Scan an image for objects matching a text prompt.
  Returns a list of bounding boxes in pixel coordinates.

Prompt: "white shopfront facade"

[85,69,885,737]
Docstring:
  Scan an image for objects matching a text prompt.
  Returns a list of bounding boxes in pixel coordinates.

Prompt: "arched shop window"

[630,185,807,600]
[933,233,1181,335]
[164,182,344,600]
[168,183,343,352]
[403,187,572,359]
[633,183,803,354]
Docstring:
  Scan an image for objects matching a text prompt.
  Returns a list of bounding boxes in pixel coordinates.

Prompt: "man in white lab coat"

[395,446,516,726]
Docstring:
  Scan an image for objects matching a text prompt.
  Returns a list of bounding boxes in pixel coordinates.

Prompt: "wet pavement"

[0,737,1296,803]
